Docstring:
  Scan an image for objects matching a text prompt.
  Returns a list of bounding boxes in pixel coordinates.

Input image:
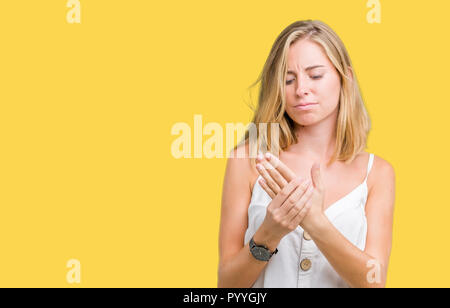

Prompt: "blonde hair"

[236,20,370,168]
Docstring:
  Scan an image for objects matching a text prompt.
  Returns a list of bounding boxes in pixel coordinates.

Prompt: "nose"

[295,75,311,97]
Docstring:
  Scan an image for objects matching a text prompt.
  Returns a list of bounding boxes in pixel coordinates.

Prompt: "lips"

[294,103,318,107]
[293,102,318,111]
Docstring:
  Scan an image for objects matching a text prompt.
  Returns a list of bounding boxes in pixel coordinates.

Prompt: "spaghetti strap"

[365,153,374,181]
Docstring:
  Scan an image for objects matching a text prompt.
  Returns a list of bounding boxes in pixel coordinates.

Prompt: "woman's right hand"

[254,177,314,249]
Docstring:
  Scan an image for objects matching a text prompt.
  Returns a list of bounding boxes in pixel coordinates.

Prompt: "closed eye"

[286,75,323,85]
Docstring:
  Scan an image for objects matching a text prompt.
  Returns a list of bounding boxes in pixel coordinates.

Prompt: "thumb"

[311,163,324,192]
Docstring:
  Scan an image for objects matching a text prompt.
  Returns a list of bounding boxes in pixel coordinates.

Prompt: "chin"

[290,115,320,127]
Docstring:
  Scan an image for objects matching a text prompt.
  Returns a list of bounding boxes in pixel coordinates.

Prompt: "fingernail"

[256,164,263,170]
[265,153,271,160]
[258,153,263,160]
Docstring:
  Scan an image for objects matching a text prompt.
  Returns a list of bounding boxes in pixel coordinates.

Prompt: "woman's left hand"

[256,152,327,231]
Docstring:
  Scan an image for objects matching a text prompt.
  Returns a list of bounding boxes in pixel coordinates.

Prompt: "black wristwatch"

[249,237,278,261]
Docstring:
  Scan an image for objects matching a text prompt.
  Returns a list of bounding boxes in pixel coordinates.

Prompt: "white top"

[244,153,374,288]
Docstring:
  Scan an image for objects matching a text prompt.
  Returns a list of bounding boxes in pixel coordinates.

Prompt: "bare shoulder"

[367,152,396,195]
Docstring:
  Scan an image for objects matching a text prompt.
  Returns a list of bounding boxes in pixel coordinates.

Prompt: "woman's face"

[284,39,342,127]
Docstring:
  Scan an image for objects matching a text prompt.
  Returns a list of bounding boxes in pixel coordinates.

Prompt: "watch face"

[252,247,271,261]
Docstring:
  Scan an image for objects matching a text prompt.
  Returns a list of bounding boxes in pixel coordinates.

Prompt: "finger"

[279,178,310,213]
[291,185,315,225]
[256,163,281,194]
[265,152,297,182]
[259,158,288,190]
[270,177,303,209]
[258,178,276,199]
[281,179,311,219]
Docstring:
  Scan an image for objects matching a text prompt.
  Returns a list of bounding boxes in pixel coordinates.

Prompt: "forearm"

[308,216,386,288]
[217,229,280,288]
[217,243,267,288]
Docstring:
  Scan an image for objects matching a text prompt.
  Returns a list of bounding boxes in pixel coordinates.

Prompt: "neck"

[289,116,337,164]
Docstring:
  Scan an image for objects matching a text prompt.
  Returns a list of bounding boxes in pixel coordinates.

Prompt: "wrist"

[253,227,280,252]
[305,213,330,238]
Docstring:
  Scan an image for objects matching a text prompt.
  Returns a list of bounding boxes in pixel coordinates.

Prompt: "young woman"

[217,20,395,288]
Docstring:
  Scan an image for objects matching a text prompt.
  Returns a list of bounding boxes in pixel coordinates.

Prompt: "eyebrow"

[287,65,325,75]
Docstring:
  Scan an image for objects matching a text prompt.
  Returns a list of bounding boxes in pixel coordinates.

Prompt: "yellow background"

[0,0,448,287]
